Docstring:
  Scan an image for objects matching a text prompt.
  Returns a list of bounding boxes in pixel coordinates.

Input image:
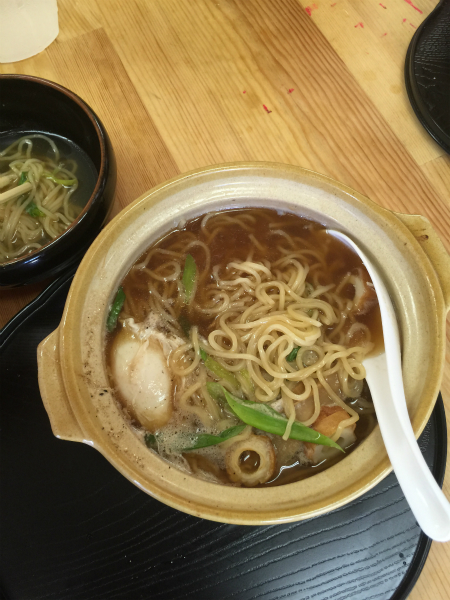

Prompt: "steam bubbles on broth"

[106,208,381,487]
[0,133,97,263]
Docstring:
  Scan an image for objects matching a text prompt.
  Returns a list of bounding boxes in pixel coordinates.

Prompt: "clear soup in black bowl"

[0,75,116,287]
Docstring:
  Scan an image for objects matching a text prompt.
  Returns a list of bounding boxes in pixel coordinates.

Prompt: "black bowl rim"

[0,73,108,268]
[404,0,450,155]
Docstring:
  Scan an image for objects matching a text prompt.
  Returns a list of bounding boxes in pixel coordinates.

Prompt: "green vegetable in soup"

[206,381,225,401]
[182,254,197,304]
[144,424,245,452]
[222,387,343,450]
[180,425,246,451]
[200,349,239,389]
[44,172,76,186]
[304,282,314,297]
[26,202,45,218]
[144,433,157,449]
[178,313,191,338]
[286,346,300,362]
[106,286,126,332]
[18,172,27,186]
[239,368,255,398]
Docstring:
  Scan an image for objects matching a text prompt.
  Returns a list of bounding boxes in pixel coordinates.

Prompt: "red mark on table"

[243,90,246,94]
[331,2,337,6]
[379,3,387,8]
[404,0,423,14]
[354,22,364,28]
[288,88,294,94]
[305,4,318,16]
[381,32,387,36]
[402,18,407,22]
[410,22,417,28]
[263,105,272,114]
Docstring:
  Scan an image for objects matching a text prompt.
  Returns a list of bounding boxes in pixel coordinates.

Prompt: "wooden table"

[1,1,449,596]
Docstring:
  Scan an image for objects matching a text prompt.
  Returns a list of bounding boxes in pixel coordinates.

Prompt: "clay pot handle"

[37,329,85,443]
[395,212,450,312]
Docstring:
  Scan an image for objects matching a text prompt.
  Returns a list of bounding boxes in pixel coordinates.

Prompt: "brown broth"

[110,207,381,487]
[120,208,382,351]
[264,408,377,487]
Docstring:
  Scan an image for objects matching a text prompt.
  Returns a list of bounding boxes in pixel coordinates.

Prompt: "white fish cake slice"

[111,327,173,431]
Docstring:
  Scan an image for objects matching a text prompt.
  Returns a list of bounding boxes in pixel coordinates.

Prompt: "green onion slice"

[206,381,225,401]
[286,346,300,362]
[180,425,246,451]
[178,313,191,338]
[18,172,27,186]
[239,368,255,396]
[222,387,343,450]
[182,254,197,304]
[26,202,45,218]
[200,349,239,389]
[106,286,126,332]
[144,433,157,448]
[44,172,76,186]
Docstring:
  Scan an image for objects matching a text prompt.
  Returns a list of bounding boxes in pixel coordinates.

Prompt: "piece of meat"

[304,405,355,462]
[312,405,350,437]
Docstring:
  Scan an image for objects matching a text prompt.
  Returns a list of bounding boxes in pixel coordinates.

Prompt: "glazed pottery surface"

[37,163,450,524]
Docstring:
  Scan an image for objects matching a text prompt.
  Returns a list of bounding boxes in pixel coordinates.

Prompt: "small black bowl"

[0,74,116,287]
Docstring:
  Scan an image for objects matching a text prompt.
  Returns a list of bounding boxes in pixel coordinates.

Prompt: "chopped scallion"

[182,254,197,304]
[286,346,300,362]
[180,425,246,451]
[106,286,126,332]
[44,172,76,186]
[178,313,191,338]
[144,433,157,448]
[26,202,45,218]
[200,349,239,389]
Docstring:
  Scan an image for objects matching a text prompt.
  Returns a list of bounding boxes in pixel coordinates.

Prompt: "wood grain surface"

[1,1,449,597]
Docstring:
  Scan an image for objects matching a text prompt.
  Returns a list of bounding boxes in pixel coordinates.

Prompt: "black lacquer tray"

[405,0,450,154]
[0,274,447,600]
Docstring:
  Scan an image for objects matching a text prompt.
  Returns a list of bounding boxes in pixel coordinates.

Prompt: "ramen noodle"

[0,134,93,263]
[106,208,381,487]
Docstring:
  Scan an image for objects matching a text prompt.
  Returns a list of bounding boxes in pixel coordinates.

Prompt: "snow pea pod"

[222,387,343,450]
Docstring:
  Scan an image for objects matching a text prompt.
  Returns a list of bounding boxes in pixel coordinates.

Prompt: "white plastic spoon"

[328,229,450,542]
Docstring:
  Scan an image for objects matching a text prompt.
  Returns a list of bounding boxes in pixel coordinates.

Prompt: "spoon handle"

[328,228,450,541]
[363,245,450,542]
[365,353,450,542]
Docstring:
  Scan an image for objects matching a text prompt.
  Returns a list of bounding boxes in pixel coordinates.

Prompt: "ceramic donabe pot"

[37,163,450,525]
